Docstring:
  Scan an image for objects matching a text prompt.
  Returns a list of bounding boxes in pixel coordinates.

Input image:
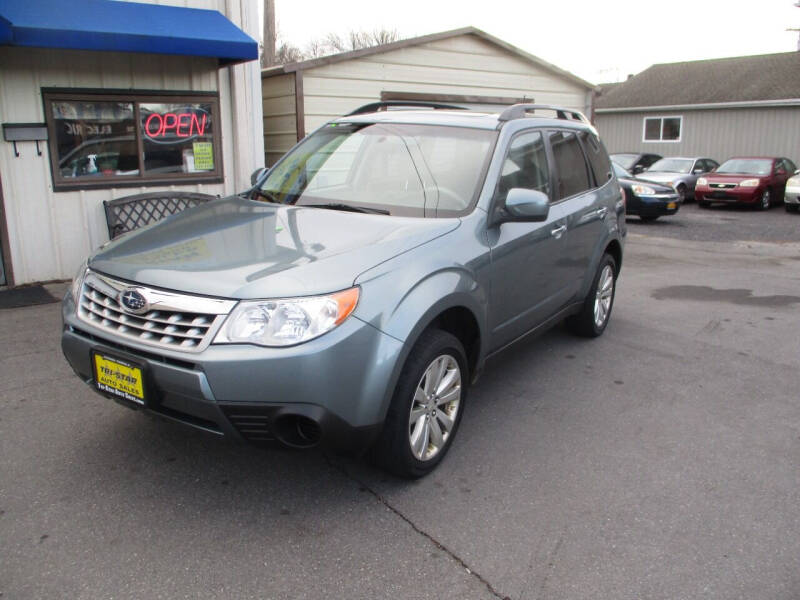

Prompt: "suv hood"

[89,196,459,299]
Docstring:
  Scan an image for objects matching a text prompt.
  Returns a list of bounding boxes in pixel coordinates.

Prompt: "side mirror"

[692,168,704,174]
[795,169,800,175]
[250,167,268,186]
[633,165,645,174]
[501,188,550,223]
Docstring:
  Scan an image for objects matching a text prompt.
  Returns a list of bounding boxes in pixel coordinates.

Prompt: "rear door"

[487,129,572,349]
[774,159,792,197]
[549,129,609,298]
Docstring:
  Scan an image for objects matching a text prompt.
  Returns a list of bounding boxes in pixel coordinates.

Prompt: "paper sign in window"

[193,142,214,171]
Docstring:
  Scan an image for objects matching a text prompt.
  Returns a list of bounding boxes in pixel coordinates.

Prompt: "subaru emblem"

[119,289,149,314]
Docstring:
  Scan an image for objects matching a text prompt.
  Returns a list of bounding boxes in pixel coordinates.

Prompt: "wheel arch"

[605,238,623,272]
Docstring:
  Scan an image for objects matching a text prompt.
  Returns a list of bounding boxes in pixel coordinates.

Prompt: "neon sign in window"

[140,103,215,173]
[143,108,210,143]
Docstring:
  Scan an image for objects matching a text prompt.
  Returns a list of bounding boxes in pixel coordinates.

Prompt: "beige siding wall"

[261,73,297,166]
[0,47,225,285]
[299,33,589,133]
[0,0,263,285]
[595,107,800,164]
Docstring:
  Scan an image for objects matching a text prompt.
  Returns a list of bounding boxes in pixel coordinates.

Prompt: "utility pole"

[262,0,276,67]
[791,1,800,51]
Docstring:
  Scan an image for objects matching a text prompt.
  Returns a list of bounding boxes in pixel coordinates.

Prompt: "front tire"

[676,184,688,203]
[758,189,771,210]
[371,329,468,478]
[786,203,799,213]
[566,254,617,338]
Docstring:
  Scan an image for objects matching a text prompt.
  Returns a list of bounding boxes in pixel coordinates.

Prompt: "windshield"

[716,159,773,175]
[610,154,638,170]
[648,158,693,173]
[612,162,632,179]
[255,122,497,217]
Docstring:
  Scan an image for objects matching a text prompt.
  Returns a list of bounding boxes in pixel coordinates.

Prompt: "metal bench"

[103,191,216,239]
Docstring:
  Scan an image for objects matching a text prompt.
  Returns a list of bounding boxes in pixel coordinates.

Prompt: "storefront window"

[140,103,216,174]
[44,91,222,190]
[52,101,138,179]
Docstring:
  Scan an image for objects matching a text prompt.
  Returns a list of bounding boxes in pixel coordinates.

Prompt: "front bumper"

[630,193,681,217]
[696,186,761,204]
[61,293,403,453]
[784,185,800,205]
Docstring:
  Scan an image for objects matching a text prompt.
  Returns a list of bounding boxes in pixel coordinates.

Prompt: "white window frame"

[642,115,682,143]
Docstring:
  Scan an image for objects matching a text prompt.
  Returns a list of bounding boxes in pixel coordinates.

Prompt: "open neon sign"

[143,107,210,144]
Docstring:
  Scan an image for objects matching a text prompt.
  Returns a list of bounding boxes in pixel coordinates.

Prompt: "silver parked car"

[61,102,625,478]
[635,157,719,202]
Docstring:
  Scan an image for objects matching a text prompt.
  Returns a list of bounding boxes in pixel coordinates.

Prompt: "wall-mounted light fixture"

[2,123,48,157]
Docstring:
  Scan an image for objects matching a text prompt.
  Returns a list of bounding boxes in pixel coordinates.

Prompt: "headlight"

[696,177,707,186]
[71,260,88,303]
[214,287,359,347]
[631,184,656,196]
[740,179,760,187]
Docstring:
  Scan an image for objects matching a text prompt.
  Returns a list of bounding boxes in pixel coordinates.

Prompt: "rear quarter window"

[578,130,612,186]
[549,130,591,199]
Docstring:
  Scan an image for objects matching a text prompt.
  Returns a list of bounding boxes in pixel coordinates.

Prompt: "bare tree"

[368,28,399,46]
[290,28,400,63]
[274,42,304,65]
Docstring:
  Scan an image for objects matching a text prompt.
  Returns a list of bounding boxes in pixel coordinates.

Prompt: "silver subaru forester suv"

[62,102,625,477]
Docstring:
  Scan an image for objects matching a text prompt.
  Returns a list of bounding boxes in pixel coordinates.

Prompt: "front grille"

[77,271,235,353]
[710,183,736,189]
[708,192,737,200]
[220,405,275,443]
[69,326,198,370]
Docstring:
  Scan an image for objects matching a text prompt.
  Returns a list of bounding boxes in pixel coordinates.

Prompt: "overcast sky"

[273,0,799,84]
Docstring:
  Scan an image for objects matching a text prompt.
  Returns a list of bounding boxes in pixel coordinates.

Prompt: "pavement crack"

[325,455,510,600]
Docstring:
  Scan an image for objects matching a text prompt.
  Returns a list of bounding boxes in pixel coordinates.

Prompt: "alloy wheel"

[593,265,614,328]
[408,354,462,461]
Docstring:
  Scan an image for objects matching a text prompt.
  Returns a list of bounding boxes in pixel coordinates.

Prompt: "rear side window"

[700,159,717,172]
[549,131,591,199]
[578,130,612,185]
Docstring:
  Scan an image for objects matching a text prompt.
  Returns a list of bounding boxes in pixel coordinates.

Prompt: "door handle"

[596,206,608,219]
[550,224,567,239]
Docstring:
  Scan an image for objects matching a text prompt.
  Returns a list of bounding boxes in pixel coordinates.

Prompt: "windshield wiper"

[305,203,390,215]
[251,189,282,203]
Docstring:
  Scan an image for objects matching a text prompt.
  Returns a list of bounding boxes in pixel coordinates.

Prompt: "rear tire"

[370,329,468,478]
[566,253,617,338]
[786,204,799,213]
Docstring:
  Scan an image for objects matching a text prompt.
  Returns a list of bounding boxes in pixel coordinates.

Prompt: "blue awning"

[0,0,258,65]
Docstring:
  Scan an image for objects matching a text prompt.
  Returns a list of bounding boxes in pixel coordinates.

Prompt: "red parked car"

[695,157,797,210]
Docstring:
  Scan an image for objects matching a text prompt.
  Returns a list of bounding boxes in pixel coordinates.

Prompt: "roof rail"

[346,101,467,116]
[498,104,590,123]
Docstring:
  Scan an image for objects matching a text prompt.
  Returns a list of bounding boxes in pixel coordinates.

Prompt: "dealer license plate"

[92,352,146,405]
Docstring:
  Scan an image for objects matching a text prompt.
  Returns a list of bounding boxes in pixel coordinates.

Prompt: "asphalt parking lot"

[2,203,799,599]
